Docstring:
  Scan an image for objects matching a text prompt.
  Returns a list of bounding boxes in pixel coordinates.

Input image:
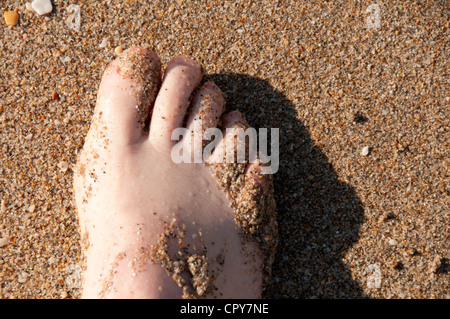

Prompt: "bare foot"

[73,47,277,299]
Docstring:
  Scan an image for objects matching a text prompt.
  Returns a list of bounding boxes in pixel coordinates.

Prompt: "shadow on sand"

[205,73,366,298]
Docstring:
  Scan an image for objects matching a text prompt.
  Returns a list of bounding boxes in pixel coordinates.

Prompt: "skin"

[73,47,276,299]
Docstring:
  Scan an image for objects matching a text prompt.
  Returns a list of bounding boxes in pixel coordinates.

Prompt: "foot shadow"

[205,73,366,298]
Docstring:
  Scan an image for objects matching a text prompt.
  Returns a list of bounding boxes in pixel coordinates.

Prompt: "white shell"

[25,2,36,13]
[31,0,53,16]
[361,146,370,156]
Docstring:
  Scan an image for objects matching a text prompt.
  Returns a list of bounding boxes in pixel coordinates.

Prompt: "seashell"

[4,11,19,26]
[361,146,370,156]
[25,2,36,14]
[31,0,53,16]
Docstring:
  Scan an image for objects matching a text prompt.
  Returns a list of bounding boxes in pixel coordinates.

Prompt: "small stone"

[25,133,33,140]
[28,204,36,213]
[60,291,68,299]
[63,118,70,124]
[31,0,53,16]
[58,161,69,172]
[0,238,8,247]
[361,146,370,156]
[353,112,368,124]
[394,261,404,270]
[60,56,71,64]
[389,239,398,246]
[18,272,28,283]
[52,92,60,101]
[99,38,110,48]
[4,11,19,26]
[115,45,123,55]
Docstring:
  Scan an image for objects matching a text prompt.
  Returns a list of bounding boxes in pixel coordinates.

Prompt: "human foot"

[73,47,277,299]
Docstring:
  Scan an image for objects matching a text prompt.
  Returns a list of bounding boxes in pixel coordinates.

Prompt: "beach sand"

[0,0,448,299]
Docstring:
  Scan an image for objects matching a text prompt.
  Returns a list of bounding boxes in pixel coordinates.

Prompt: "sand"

[0,0,448,299]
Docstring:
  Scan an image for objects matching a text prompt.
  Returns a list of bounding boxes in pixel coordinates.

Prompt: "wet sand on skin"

[0,0,448,298]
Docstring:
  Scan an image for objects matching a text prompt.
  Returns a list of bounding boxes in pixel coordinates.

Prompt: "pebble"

[31,0,53,16]
[115,45,124,55]
[58,161,69,172]
[60,56,71,64]
[99,38,110,48]
[28,204,36,213]
[361,146,370,156]
[4,11,19,26]
[389,239,399,246]
[18,272,28,283]
[1,201,6,213]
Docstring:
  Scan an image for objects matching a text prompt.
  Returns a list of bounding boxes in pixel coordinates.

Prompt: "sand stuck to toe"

[0,0,448,299]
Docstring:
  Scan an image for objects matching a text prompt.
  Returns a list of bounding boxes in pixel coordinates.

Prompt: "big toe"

[93,46,161,146]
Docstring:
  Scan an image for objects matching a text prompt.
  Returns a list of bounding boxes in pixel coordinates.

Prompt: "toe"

[95,46,161,146]
[207,111,252,197]
[207,111,251,165]
[149,56,202,144]
[182,82,225,161]
[185,81,226,137]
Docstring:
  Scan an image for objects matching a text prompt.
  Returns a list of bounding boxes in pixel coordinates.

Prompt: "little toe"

[94,46,161,146]
[149,56,202,144]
